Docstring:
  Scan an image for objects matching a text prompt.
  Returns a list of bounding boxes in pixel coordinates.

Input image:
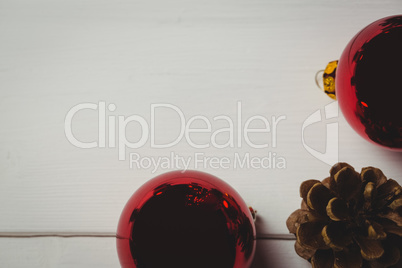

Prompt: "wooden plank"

[0,237,119,268]
[0,236,309,268]
[0,0,401,237]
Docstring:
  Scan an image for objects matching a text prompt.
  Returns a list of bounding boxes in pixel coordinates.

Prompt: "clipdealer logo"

[302,101,339,166]
[64,102,288,172]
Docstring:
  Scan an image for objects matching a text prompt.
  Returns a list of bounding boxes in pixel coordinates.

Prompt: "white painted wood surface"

[0,0,401,266]
[0,237,309,268]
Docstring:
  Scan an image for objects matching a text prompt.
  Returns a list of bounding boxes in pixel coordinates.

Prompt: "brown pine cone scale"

[287,163,402,268]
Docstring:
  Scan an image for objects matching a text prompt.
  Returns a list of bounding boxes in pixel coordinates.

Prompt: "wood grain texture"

[0,237,119,268]
[0,237,309,268]
[0,0,402,266]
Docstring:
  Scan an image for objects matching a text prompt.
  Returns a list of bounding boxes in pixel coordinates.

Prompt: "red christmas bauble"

[116,170,256,268]
[336,15,402,150]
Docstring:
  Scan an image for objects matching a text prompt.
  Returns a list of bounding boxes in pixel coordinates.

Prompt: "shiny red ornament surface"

[336,15,402,150]
[116,170,256,268]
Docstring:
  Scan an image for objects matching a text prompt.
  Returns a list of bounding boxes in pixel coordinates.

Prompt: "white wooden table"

[1,0,401,267]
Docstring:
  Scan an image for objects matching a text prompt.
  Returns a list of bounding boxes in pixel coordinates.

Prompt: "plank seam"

[0,232,296,240]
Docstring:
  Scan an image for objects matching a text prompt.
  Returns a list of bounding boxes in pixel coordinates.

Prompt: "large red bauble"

[336,15,402,150]
[116,170,256,268]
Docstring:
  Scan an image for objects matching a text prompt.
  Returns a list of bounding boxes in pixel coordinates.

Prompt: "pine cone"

[286,162,402,268]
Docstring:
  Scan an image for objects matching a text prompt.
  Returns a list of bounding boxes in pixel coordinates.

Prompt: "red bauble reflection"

[116,170,256,268]
[336,15,402,150]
